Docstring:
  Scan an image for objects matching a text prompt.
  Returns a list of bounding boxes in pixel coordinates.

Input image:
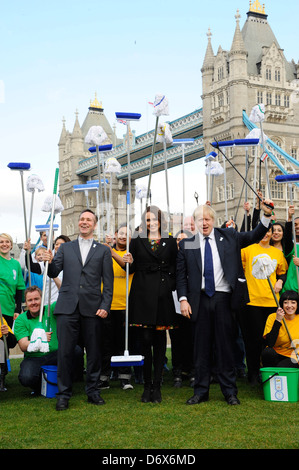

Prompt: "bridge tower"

[58,94,127,240]
[202,1,299,227]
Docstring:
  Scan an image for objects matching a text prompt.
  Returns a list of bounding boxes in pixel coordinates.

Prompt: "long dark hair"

[141,206,167,235]
[270,222,285,250]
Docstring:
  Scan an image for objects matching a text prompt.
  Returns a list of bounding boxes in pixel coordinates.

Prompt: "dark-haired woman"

[123,206,178,403]
[262,290,299,368]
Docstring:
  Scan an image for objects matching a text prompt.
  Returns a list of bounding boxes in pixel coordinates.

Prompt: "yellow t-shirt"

[241,243,288,307]
[263,312,299,358]
[111,249,133,310]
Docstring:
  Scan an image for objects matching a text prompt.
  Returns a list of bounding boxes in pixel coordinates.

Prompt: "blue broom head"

[234,138,259,147]
[8,162,31,170]
[86,179,108,186]
[73,184,92,191]
[35,224,59,232]
[172,138,195,145]
[115,112,141,121]
[6,358,11,372]
[88,144,113,153]
[275,174,299,183]
[211,140,235,148]
[111,354,144,367]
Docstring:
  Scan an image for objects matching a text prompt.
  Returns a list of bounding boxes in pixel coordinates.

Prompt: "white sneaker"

[121,380,133,390]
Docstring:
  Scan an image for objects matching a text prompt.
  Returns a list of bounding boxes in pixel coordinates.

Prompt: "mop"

[172,139,195,221]
[252,253,299,363]
[156,122,173,233]
[104,157,121,235]
[211,139,274,212]
[0,303,11,372]
[27,169,61,353]
[204,151,223,203]
[35,223,59,332]
[111,111,144,367]
[146,94,169,207]
[135,184,147,220]
[249,104,271,199]
[85,125,110,241]
[26,174,45,286]
[275,173,299,289]
[7,162,31,284]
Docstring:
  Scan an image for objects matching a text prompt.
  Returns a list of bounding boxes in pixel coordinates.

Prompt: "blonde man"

[177,200,274,406]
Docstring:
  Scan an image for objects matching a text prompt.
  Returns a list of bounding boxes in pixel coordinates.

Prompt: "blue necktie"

[204,237,215,297]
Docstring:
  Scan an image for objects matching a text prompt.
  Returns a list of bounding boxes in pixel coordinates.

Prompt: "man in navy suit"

[45,209,113,410]
[176,199,273,405]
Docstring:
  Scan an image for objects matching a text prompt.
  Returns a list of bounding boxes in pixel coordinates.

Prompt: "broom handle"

[289,183,299,289]
[146,116,159,207]
[39,169,59,323]
[0,303,10,370]
[267,277,299,362]
[125,191,130,355]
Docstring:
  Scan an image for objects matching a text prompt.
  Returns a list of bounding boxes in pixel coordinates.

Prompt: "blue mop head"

[7,162,31,170]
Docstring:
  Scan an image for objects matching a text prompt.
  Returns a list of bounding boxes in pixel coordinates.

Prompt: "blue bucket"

[41,365,58,398]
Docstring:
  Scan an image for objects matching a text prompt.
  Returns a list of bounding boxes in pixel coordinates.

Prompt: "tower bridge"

[58,0,299,238]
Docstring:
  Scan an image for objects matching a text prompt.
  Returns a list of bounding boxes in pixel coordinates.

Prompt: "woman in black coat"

[124,206,178,403]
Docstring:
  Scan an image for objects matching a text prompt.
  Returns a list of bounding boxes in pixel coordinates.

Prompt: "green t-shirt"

[0,256,26,317]
[14,302,58,357]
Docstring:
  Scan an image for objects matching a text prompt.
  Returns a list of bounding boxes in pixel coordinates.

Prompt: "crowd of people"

[0,194,298,409]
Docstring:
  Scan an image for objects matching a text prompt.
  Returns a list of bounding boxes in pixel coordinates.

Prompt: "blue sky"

[0,0,298,242]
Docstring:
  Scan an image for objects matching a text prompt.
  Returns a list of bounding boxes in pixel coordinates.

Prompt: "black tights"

[141,328,167,388]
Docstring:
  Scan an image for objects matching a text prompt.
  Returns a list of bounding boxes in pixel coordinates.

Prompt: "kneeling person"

[14,286,58,396]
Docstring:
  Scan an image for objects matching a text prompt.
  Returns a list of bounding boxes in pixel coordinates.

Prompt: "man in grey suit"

[45,209,113,410]
[176,199,274,406]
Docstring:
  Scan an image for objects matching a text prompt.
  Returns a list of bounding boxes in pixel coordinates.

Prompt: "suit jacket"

[128,233,178,326]
[176,221,269,321]
[47,239,113,317]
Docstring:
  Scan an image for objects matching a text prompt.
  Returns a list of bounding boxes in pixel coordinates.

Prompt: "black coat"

[176,221,270,321]
[128,233,178,326]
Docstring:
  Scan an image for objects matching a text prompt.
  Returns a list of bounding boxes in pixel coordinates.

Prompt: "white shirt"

[78,237,93,265]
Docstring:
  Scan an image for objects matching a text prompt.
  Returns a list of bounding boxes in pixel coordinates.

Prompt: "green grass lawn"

[1,355,298,450]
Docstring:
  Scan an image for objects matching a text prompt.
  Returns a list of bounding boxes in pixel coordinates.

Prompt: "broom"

[252,253,299,363]
[27,168,60,353]
[111,111,144,368]
[7,162,31,284]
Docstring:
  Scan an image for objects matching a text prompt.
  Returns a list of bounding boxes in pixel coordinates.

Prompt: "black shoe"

[56,397,69,411]
[87,393,105,405]
[186,394,209,405]
[225,395,240,405]
[141,387,152,403]
[151,388,162,403]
